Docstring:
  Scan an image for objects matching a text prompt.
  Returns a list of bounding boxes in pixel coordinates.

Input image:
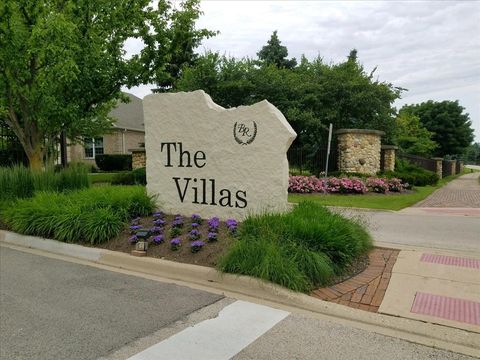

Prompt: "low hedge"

[95,154,132,171]
[382,170,439,187]
[111,167,147,185]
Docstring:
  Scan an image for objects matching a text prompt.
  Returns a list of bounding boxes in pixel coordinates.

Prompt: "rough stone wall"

[382,146,397,172]
[336,129,384,175]
[433,158,443,179]
[132,150,146,169]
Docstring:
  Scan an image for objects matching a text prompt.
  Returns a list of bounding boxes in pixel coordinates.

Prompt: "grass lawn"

[288,173,465,211]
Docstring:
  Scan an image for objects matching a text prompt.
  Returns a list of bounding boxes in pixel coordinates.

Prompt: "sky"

[125,0,480,142]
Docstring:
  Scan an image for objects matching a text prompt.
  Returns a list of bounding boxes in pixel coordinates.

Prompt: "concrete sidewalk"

[412,172,480,209]
[380,248,480,333]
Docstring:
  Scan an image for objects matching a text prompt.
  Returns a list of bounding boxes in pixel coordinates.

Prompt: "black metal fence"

[288,145,338,176]
[397,152,436,172]
[0,123,28,166]
[442,160,452,178]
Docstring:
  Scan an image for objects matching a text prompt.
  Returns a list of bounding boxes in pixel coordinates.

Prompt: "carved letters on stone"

[143,90,296,219]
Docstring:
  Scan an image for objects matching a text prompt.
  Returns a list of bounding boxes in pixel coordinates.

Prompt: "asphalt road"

[336,209,480,254]
[0,247,222,360]
[2,247,477,360]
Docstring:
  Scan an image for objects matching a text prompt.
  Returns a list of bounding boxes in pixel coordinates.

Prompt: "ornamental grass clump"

[1,186,155,244]
[219,201,372,292]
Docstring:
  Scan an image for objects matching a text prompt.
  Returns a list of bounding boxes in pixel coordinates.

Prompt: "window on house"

[84,137,104,159]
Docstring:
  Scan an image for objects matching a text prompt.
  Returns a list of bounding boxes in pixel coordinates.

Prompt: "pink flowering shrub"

[366,177,389,193]
[387,178,407,192]
[325,177,368,194]
[288,176,326,193]
[289,175,406,194]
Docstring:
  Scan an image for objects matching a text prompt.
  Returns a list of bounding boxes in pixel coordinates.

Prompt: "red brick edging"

[311,248,400,312]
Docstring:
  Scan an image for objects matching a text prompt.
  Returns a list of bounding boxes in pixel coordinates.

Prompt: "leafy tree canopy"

[176,50,402,150]
[394,111,437,157]
[0,0,214,168]
[400,100,474,156]
[257,30,297,69]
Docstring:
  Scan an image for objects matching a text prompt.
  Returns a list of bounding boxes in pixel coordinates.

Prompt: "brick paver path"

[414,173,480,208]
[311,248,399,313]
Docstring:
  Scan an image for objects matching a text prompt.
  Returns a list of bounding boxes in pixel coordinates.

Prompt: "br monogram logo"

[233,121,258,145]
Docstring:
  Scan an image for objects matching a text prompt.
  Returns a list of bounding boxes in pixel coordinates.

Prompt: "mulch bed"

[311,247,400,312]
[96,214,237,268]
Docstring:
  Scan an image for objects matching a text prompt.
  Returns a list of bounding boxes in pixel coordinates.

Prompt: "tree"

[464,143,480,164]
[0,0,213,169]
[257,31,297,69]
[400,100,474,156]
[176,49,402,149]
[394,111,437,156]
[153,0,217,91]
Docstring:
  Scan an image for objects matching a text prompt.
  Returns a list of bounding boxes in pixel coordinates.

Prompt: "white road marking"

[128,300,289,360]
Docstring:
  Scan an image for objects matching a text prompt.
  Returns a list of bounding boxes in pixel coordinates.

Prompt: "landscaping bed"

[1,179,372,293]
[97,213,237,268]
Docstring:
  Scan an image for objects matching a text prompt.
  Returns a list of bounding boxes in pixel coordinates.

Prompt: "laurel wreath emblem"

[233,121,258,145]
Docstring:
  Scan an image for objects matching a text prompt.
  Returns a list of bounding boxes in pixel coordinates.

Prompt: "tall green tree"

[464,142,480,164]
[400,100,474,156]
[257,30,297,69]
[0,0,213,169]
[394,111,437,156]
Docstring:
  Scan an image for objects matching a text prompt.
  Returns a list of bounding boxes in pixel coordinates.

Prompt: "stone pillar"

[335,129,385,175]
[458,160,464,174]
[432,158,443,179]
[381,145,397,172]
[130,148,146,169]
[447,160,456,176]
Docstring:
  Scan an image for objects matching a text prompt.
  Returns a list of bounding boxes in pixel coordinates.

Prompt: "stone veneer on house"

[381,145,397,172]
[336,129,385,175]
[130,148,146,169]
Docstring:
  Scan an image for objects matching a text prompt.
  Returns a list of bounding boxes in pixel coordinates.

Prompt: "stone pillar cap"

[432,157,443,160]
[381,145,398,150]
[129,148,146,152]
[335,128,385,136]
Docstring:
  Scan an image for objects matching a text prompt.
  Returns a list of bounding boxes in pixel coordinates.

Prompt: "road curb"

[1,229,479,357]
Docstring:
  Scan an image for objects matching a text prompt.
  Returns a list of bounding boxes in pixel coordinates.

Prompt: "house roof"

[109,93,145,132]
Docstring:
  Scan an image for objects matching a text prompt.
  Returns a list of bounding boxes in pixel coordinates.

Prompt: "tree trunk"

[27,148,44,170]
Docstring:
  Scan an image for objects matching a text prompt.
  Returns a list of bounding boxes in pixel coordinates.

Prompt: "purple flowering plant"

[153,219,166,227]
[191,222,199,229]
[191,214,202,224]
[129,225,142,233]
[152,235,164,244]
[188,229,201,240]
[150,226,163,234]
[129,234,138,244]
[225,219,238,234]
[207,232,217,242]
[190,240,205,253]
[152,211,164,219]
[170,238,181,251]
[172,215,183,228]
[208,217,220,232]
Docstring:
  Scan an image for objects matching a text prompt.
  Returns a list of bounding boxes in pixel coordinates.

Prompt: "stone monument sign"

[143,90,296,219]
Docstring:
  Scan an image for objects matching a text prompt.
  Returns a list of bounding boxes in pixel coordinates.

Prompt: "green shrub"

[1,186,155,244]
[95,154,132,171]
[219,201,372,292]
[111,167,147,185]
[382,160,438,187]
